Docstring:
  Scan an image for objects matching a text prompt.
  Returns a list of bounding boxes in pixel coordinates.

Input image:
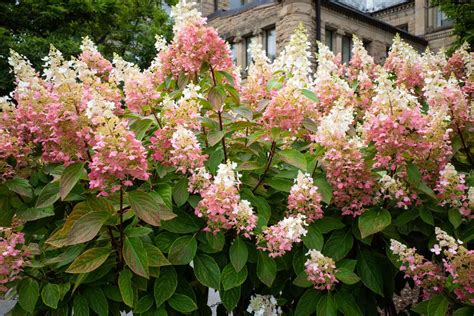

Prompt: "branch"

[253,141,276,192]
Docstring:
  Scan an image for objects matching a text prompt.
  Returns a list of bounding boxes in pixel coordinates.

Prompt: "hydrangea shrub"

[0,0,473,314]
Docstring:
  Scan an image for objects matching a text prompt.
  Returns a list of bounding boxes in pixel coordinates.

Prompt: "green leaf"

[358,208,391,239]
[266,78,283,91]
[5,177,33,198]
[419,207,434,225]
[278,149,307,172]
[41,283,61,309]
[293,271,312,288]
[453,307,474,316]
[0,198,13,226]
[65,211,111,245]
[60,162,85,200]
[427,295,449,316]
[193,253,221,289]
[301,89,319,102]
[208,130,225,146]
[66,247,110,274]
[134,295,154,313]
[36,181,60,208]
[448,208,462,229]
[394,210,419,226]
[334,291,363,316]
[317,292,337,316]
[257,253,276,287]
[323,229,353,261]
[154,266,177,307]
[119,269,134,307]
[84,287,108,316]
[335,268,360,285]
[161,209,200,233]
[295,289,320,316]
[221,264,247,290]
[314,217,345,234]
[168,235,197,265]
[123,237,149,278]
[73,295,89,316]
[407,162,421,187]
[168,294,197,313]
[130,118,153,140]
[16,207,54,222]
[144,243,170,267]
[128,190,165,226]
[357,250,384,296]
[302,224,324,250]
[221,286,241,312]
[172,178,189,207]
[18,278,39,313]
[230,236,248,272]
[124,226,153,238]
[314,175,332,204]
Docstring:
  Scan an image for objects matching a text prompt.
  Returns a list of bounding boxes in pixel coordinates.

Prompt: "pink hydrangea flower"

[304,249,338,290]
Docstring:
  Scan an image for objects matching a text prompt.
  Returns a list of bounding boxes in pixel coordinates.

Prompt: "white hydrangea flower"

[317,102,354,141]
[233,199,254,218]
[85,93,116,122]
[170,0,206,32]
[171,125,200,151]
[434,227,461,255]
[247,294,282,316]
[214,161,241,189]
[80,36,99,54]
[280,214,308,240]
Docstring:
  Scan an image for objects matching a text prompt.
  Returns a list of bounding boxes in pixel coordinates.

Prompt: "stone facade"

[201,0,455,69]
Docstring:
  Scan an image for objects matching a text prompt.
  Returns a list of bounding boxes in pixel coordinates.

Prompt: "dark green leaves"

[65,211,111,246]
[317,292,337,316]
[123,237,149,278]
[168,235,197,265]
[119,269,134,307]
[302,224,324,250]
[208,130,225,146]
[172,178,189,207]
[323,229,353,261]
[358,208,391,239]
[193,253,221,289]
[128,190,167,226]
[221,264,247,290]
[230,236,248,272]
[357,250,384,296]
[66,247,111,274]
[335,268,360,285]
[154,266,177,307]
[18,278,39,313]
[277,149,307,172]
[41,283,60,309]
[5,177,33,198]
[295,289,320,316]
[60,162,85,200]
[36,182,60,208]
[257,253,276,287]
[427,295,449,316]
[168,294,197,313]
[221,286,241,311]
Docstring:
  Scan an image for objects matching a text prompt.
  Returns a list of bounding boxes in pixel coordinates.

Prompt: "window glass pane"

[265,28,276,62]
[230,0,241,9]
[245,36,255,70]
[230,43,238,65]
[325,29,333,51]
[342,35,352,64]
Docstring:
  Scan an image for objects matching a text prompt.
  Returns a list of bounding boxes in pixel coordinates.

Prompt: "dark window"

[396,23,409,32]
[265,28,277,62]
[325,29,334,51]
[230,0,250,9]
[342,35,352,64]
[230,42,238,65]
[245,35,255,70]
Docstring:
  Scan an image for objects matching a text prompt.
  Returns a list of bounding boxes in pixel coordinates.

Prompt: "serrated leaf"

[168,294,197,313]
[66,247,110,274]
[123,237,149,278]
[119,269,134,307]
[257,253,276,287]
[230,236,248,272]
[65,211,111,245]
[36,182,60,208]
[41,283,60,309]
[278,149,307,172]
[358,208,391,239]
[60,162,85,200]
[194,253,221,289]
[168,235,197,265]
[154,266,177,307]
[128,190,165,226]
[221,264,247,290]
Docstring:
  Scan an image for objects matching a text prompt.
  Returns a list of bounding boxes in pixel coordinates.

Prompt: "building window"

[245,35,255,70]
[325,29,334,51]
[435,7,453,28]
[214,0,218,11]
[265,28,276,62]
[342,35,352,64]
[230,0,250,9]
[230,43,238,65]
[396,23,409,32]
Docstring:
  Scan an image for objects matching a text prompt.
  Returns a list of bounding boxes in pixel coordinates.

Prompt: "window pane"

[325,29,333,51]
[245,36,255,70]
[342,35,352,64]
[230,43,238,65]
[265,28,276,62]
[230,0,241,9]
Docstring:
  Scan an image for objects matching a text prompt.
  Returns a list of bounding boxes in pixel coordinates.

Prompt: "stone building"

[197,0,455,70]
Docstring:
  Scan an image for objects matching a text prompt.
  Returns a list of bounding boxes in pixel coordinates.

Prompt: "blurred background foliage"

[0,0,177,95]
